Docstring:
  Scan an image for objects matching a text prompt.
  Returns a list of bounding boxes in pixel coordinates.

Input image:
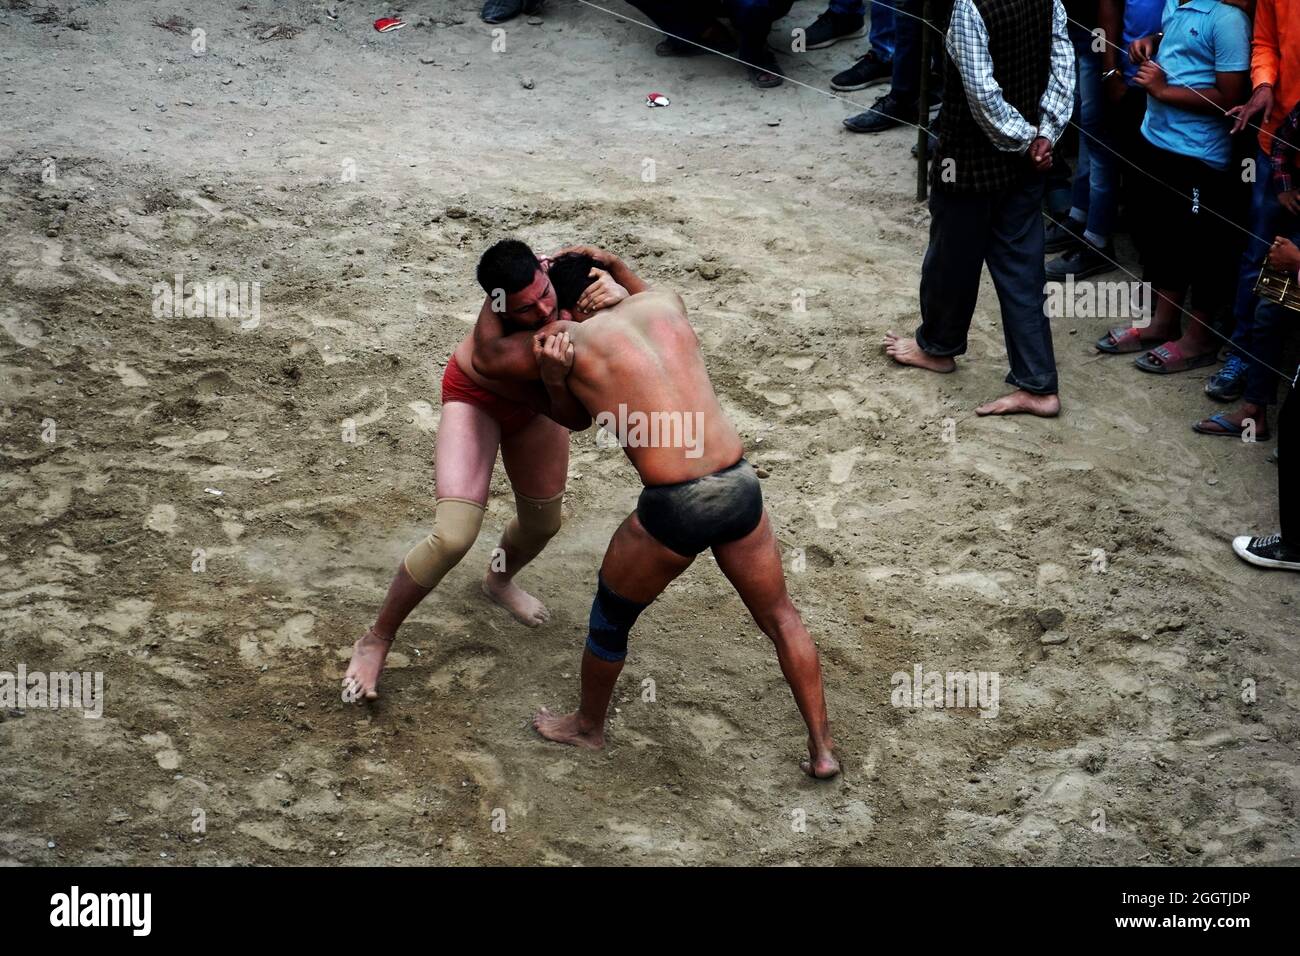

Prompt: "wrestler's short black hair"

[549,252,599,310]
[476,239,541,296]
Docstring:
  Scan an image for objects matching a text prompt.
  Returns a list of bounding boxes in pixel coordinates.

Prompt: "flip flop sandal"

[1095,325,1156,354]
[1192,413,1271,440]
[1134,343,1219,374]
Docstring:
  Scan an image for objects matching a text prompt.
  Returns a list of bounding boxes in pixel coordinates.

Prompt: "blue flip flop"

[1192,413,1271,440]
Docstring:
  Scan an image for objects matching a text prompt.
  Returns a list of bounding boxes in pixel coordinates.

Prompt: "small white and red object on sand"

[374,17,406,33]
[646,92,670,108]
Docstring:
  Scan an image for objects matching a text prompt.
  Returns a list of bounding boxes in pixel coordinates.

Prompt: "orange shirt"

[1253,0,1300,152]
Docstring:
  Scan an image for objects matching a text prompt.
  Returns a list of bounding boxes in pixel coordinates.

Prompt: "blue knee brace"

[585,576,650,662]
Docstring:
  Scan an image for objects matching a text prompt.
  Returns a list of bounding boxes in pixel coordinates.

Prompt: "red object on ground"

[646,92,670,108]
[374,17,406,33]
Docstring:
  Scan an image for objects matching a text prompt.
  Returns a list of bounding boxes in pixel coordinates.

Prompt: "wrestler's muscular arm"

[470,296,538,382]
[532,327,591,431]
[553,246,650,298]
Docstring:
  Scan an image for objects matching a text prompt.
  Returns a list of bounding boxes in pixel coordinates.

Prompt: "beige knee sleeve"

[403,497,485,589]
[501,490,564,555]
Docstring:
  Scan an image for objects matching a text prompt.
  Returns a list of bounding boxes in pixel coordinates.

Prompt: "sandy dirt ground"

[1,0,1298,866]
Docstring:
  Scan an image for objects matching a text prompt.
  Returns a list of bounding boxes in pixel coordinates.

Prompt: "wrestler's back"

[569,291,744,485]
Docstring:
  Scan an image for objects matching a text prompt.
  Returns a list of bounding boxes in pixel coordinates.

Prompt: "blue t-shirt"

[1121,0,1166,83]
[1140,0,1250,170]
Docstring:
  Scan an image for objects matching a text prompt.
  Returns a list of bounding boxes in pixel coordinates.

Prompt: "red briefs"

[441,355,537,436]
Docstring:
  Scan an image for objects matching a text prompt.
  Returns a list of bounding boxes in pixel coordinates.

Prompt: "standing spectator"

[1206,0,1300,401]
[623,2,737,57]
[883,0,1075,417]
[1045,1,1121,279]
[842,0,952,132]
[628,1,796,87]
[1195,99,1300,439]
[1232,242,1299,572]
[1094,0,1250,371]
[1095,0,1165,271]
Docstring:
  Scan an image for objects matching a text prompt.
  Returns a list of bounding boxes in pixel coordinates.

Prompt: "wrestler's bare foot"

[532,706,604,750]
[799,736,842,779]
[975,389,1061,417]
[482,572,550,627]
[883,331,956,374]
[342,627,391,701]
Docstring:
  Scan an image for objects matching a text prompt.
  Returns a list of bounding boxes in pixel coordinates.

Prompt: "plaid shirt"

[1270,99,1300,195]
[946,0,1075,152]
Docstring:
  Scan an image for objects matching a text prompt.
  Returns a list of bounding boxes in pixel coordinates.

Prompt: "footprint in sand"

[672,704,743,755]
[141,732,181,771]
[111,361,147,388]
[193,370,234,403]
[407,400,440,432]
[144,504,177,535]
[151,429,229,450]
[427,645,499,694]
[239,612,322,664]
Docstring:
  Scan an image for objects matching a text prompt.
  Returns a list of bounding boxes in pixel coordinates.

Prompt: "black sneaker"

[802,12,866,50]
[831,50,892,91]
[910,129,940,157]
[1232,533,1300,572]
[481,0,526,23]
[1045,240,1114,280]
[842,93,917,133]
[1043,218,1085,254]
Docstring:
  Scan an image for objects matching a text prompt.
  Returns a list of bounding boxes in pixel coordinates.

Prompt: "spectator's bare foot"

[342,627,391,701]
[975,390,1061,417]
[799,736,841,779]
[532,706,604,749]
[883,331,956,373]
[482,573,550,627]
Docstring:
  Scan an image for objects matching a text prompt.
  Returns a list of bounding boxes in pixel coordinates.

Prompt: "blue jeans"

[1242,297,1298,407]
[865,0,895,60]
[825,0,893,58]
[1230,148,1293,404]
[1232,148,1289,327]
[1069,40,1118,243]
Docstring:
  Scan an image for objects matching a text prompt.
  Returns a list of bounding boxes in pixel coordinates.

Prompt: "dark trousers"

[890,0,950,105]
[1107,86,1149,266]
[624,0,723,41]
[918,178,1059,394]
[626,0,794,64]
[726,0,795,63]
[1282,377,1297,545]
